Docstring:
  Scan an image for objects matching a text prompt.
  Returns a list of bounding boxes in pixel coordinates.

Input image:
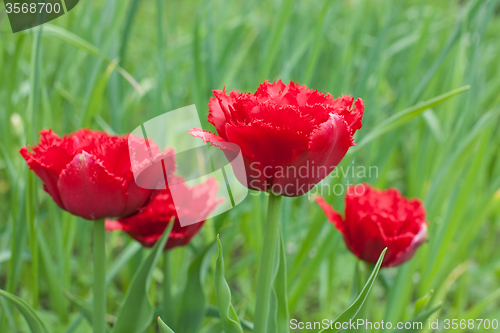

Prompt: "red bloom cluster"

[316,184,428,267]
[190,80,364,197]
[20,129,174,220]
[105,176,222,250]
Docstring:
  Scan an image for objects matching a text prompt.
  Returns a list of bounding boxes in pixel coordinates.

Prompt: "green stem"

[254,193,282,333]
[163,250,173,325]
[27,172,39,309]
[27,23,43,311]
[93,219,106,333]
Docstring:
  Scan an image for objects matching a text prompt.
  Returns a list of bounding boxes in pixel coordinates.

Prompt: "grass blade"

[158,317,176,333]
[272,229,290,333]
[111,221,173,333]
[81,60,118,127]
[260,0,295,78]
[206,306,254,331]
[176,243,215,333]
[214,235,244,333]
[354,85,470,150]
[39,24,143,94]
[105,242,142,286]
[391,305,442,333]
[64,292,95,328]
[319,248,387,332]
[0,289,49,333]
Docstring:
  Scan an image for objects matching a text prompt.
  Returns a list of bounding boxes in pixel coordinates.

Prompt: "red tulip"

[189,80,364,197]
[316,184,428,267]
[105,176,222,250]
[20,129,174,220]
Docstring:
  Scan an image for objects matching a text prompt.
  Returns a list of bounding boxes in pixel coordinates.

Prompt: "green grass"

[1,0,500,332]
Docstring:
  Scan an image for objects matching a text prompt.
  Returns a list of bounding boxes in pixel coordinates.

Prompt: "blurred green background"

[1,0,500,331]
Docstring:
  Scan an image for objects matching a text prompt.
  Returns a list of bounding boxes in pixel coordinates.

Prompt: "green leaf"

[111,221,173,333]
[462,288,500,320]
[37,230,67,319]
[106,242,142,286]
[38,24,143,95]
[319,248,387,332]
[289,230,340,311]
[0,144,19,183]
[0,289,49,333]
[267,236,280,333]
[272,229,290,333]
[158,317,176,333]
[391,305,442,333]
[64,292,95,328]
[214,235,244,333]
[206,306,254,331]
[353,85,470,150]
[63,242,141,333]
[414,290,434,315]
[260,0,295,77]
[81,60,117,127]
[176,243,215,333]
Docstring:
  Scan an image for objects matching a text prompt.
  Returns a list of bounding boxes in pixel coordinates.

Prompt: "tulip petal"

[315,196,345,234]
[309,114,354,163]
[106,176,221,250]
[224,122,310,194]
[274,114,353,196]
[208,90,236,139]
[355,215,390,265]
[188,128,239,152]
[20,147,65,209]
[105,219,125,231]
[58,152,128,220]
[387,224,428,267]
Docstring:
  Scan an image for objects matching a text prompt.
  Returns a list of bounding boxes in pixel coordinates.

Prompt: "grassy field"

[1,0,500,332]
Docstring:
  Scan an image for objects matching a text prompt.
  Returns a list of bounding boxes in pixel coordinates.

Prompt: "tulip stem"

[162,250,173,326]
[254,193,282,333]
[93,219,106,333]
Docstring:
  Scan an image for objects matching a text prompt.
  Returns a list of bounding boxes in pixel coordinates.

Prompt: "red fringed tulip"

[190,80,364,197]
[20,129,174,220]
[316,184,428,267]
[105,177,222,250]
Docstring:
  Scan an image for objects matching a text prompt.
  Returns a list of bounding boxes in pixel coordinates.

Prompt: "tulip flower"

[20,129,174,333]
[190,79,364,197]
[105,176,222,250]
[190,80,364,333]
[316,183,428,267]
[20,129,174,220]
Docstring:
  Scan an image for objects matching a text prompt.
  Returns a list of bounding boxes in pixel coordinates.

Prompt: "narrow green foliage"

[272,230,290,333]
[319,248,387,333]
[214,235,244,333]
[64,292,94,327]
[81,60,118,127]
[176,243,215,333]
[355,85,470,150]
[254,193,283,333]
[158,317,176,333]
[0,289,49,333]
[39,24,143,93]
[391,305,442,333]
[414,290,434,315]
[111,220,173,333]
